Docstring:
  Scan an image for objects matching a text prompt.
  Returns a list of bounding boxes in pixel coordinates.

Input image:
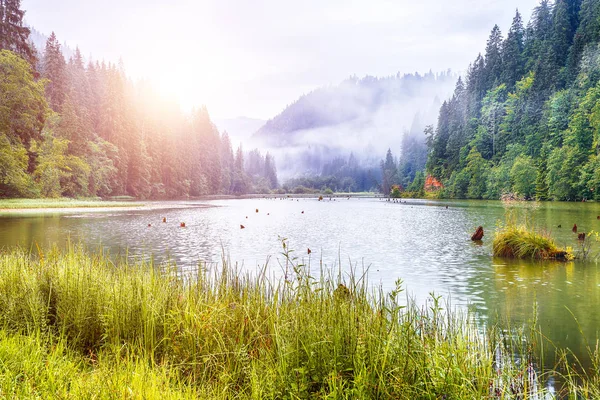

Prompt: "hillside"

[255,72,454,144]
[253,72,456,181]
[1,3,277,199]
[426,0,600,201]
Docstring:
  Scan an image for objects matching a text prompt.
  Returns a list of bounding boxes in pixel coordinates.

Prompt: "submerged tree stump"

[550,251,568,260]
[471,226,484,241]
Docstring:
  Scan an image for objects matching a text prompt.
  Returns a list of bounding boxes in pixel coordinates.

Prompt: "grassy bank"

[0,246,597,398]
[0,198,143,209]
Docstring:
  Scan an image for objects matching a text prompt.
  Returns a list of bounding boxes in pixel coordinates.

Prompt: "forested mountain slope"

[254,72,455,185]
[0,1,277,199]
[426,0,600,201]
[255,72,454,146]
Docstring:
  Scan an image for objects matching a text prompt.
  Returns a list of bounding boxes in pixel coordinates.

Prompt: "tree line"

[426,0,600,201]
[0,0,277,199]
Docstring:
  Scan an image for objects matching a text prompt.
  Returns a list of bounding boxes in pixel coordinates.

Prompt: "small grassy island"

[492,224,570,260]
[0,245,597,398]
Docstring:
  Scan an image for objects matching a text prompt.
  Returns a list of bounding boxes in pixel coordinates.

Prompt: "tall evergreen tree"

[42,32,67,112]
[566,0,600,78]
[484,25,503,91]
[501,10,525,90]
[552,0,576,87]
[0,0,36,66]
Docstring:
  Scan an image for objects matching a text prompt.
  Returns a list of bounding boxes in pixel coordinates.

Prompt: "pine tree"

[465,54,486,118]
[232,145,248,194]
[501,10,525,89]
[535,157,549,200]
[566,0,599,78]
[529,0,556,93]
[0,0,36,66]
[552,0,576,87]
[264,152,278,189]
[42,32,67,112]
[484,25,503,91]
[219,132,234,194]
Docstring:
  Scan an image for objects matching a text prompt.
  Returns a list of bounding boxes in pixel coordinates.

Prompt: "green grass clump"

[493,224,564,259]
[0,244,595,398]
[0,198,142,209]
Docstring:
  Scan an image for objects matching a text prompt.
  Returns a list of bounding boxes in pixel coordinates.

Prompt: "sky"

[22,0,540,120]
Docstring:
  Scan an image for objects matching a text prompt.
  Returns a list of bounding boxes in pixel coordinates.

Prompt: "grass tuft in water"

[492,225,564,259]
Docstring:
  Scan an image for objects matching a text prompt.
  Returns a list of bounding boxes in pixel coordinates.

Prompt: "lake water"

[1,197,600,370]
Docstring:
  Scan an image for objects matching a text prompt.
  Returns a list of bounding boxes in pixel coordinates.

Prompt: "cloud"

[23,0,539,119]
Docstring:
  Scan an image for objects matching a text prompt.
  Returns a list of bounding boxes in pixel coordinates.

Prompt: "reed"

[0,244,594,398]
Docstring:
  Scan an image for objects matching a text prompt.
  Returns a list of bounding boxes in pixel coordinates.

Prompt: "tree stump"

[471,226,484,241]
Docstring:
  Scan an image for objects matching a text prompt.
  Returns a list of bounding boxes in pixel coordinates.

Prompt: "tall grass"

[0,244,596,398]
[0,198,142,209]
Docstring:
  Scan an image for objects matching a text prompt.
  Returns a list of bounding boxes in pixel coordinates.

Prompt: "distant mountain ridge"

[251,71,457,180]
[254,71,456,147]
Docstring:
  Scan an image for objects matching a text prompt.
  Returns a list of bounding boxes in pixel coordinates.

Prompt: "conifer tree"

[0,0,36,66]
[483,25,503,91]
[42,32,67,111]
[501,10,525,90]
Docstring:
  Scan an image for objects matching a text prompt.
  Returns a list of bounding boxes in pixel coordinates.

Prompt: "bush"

[293,185,317,194]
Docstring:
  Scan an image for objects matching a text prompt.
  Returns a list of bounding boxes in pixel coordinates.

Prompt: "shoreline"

[0,202,214,215]
[0,193,383,214]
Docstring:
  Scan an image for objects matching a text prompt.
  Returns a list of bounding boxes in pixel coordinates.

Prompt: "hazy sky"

[22,0,539,120]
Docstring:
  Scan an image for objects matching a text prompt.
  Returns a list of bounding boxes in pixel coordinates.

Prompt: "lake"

[1,197,600,370]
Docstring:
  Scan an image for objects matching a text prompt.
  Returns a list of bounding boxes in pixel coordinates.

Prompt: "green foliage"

[0,50,47,147]
[465,148,489,199]
[426,2,600,202]
[0,134,36,197]
[510,155,537,199]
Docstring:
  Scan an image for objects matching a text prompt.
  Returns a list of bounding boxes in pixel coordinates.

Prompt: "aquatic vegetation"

[493,201,572,260]
[0,244,597,398]
[492,224,566,259]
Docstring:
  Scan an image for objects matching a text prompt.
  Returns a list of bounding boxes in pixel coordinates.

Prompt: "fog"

[245,71,457,180]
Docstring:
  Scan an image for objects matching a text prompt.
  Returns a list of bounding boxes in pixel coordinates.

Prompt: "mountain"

[253,71,457,179]
[426,0,600,201]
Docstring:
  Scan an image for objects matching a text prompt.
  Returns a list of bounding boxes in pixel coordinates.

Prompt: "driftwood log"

[471,226,484,241]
